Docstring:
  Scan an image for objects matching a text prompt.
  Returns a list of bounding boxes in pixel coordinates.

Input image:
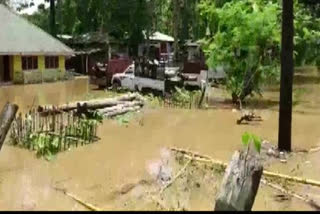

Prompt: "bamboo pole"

[38,93,144,113]
[263,171,320,187]
[59,123,63,152]
[46,132,86,143]
[75,115,78,147]
[160,158,193,194]
[169,147,320,188]
[261,179,320,210]
[63,113,67,151]
[53,187,103,211]
[25,113,29,149]
[309,147,320,154]
[67,111,70,148]
[104,106,142,118]
[18,113,22,144]
[0,103,19,150]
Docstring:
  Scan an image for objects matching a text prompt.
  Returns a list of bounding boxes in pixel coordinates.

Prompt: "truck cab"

[112,57,182,95]
[92,54,132,89]
[180,41,210,90]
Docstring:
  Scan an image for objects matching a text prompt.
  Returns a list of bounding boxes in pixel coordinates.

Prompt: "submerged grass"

[144,87,203,109]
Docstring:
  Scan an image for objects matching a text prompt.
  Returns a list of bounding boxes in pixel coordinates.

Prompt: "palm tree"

[278,0,294,152]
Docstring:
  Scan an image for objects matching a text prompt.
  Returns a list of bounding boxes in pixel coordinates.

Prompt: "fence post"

[214,149,263,211]
[0,103,19,151]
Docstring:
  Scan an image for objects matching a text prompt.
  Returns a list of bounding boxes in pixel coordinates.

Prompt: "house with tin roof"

[0,4,74,84]
[139,31,175,63]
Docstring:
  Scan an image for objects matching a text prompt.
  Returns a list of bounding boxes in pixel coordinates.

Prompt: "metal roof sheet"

[0,4,74,56]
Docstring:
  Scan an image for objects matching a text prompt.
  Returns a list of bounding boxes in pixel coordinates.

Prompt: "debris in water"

[146,158,172,185]
[274,194,291,202]
[267,148,276,157]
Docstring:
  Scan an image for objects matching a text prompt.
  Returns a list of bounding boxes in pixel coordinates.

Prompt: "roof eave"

[0,51,75,56]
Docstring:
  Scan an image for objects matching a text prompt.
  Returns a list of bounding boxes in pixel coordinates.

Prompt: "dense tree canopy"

[2,0,319,100]
[198,0,320,101]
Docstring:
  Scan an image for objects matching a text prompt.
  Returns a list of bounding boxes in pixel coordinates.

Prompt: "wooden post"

[214,149,263,211]
[22,114,26,147]
[0,103,19,151]
[278,0,294,152]
[18,113,22,144]
[86,55,89,74]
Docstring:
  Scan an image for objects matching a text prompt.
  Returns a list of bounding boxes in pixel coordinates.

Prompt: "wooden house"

[0,4,73,85]
[139,31,175,63]
[58,32,129,75]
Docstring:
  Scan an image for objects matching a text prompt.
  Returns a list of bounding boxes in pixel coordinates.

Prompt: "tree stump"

[214,149,263,211]
[0,103,19,151]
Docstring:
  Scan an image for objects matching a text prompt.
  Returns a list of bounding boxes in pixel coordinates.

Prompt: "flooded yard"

[0,67,319,211]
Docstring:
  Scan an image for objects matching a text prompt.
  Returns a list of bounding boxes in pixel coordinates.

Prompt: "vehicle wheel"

[135,85,143,93]
[98,84,105,90]
[112,81,121,91]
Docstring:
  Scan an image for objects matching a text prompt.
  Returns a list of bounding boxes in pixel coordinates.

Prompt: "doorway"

[3,55,11,82]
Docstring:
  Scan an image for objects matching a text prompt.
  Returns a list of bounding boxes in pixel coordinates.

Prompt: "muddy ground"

[0,68,319,210]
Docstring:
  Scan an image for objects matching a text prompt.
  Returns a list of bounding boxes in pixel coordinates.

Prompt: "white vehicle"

[111,64,136,91]
[111,63,166,94]
[180,70,211,91]
[180,66,226,90]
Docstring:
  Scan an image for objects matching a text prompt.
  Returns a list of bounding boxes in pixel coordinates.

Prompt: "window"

[45,56,59,69]
[22,56,38,70]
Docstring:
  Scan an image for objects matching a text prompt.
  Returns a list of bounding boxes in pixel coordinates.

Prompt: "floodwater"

[0,77,106,113]
[0,67,319,210]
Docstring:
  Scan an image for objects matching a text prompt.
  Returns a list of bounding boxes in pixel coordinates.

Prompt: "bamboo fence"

[10,107,100,153]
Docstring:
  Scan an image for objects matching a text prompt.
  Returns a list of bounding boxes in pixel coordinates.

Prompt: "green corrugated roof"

[0,4,74,56]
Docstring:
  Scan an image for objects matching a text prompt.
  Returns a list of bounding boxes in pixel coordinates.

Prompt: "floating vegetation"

[114,112,136,126]
[293,88,309,106]
[145,87,203,109]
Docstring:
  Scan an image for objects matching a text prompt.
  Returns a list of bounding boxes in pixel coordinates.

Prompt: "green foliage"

[171,87,202,108]
[29,133,59,161]
[88,110,104,123]
[293,87,308,106]
[294,0,320,66]
[199,0,320,102]
[200,0,281,102]
[17,0,320,85]
[241,132,262,153]
[145,93,164,108]
[19,111,103,161]
[115,112,134,126]
[144,87,203,109]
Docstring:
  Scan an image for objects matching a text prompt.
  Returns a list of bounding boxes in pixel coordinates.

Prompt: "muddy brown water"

[0,67,319,210]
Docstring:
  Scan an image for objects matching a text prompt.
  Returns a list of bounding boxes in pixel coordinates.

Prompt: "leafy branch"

[241,132,262,154]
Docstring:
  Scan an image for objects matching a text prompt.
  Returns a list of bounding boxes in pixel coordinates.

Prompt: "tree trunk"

[214,149,263,211]
[0,103,19,151]
[98,101,144,114]
[38,94,144,113]
[198,83,206,109]
[173,0,180,62]
[56,0,62,36]
[104,106,142,118]
[278,0,294,152]
[50,0,56,37]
